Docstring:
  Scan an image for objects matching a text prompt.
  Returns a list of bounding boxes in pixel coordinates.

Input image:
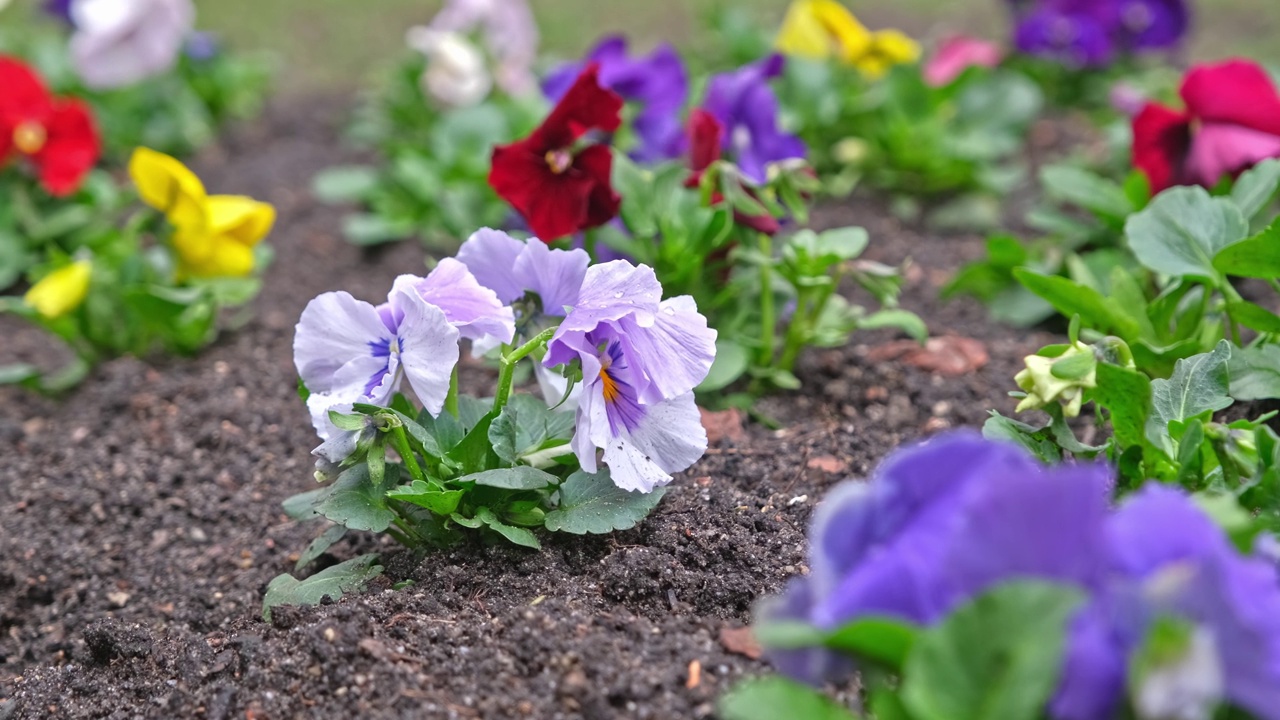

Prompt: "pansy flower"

[0,57,100,197]
[129,147,275,279]
[489,64,624,243]
[762,432,1280,719]
[544,260,716,492]
[685,109,780,235]
[1116,0,1190,50]
[701,55,806,186]
[423,0,539,97]
[456,227,589,401]
[775,0,920,78]
[294,261,515,439]
[24,260,92,320]
[406,28,493,108]
[923,35,1004,87]
[543,36,689,163]
[69,0,195,90]
[1133,59,1280,193]
[1011,0,1120,67]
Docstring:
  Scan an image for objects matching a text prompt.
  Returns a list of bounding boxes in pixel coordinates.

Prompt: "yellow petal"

[24,260,91,319]
[190,238,256,279]
[777,0,871,63]
[171,227,217,268]
[206,195,276,248]
[856,29,921,78]
[128,147,207,227]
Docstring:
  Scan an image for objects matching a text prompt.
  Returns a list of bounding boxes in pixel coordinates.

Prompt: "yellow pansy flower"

[776,0,919,77]
[128,147,276,279]
[858,30,923,79]
[24,260,92,319]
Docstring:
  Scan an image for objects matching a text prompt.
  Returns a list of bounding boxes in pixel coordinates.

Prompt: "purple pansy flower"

[543,36,690,162]
[69,0,195,90]
[543,261,716,492]
[1010,0,1188,66]
[43,0,75,24]
[764,432,1280,719]
[702,54,807,185]
[456,228,590,401]
[294,261,514,439]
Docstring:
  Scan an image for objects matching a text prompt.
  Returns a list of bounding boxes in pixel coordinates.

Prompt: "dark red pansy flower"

[488,63,623,242]
[685,108,780,236]
[0,57,100,197]
[1133,58,1280,194]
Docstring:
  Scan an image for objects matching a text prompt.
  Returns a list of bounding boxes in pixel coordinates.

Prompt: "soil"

[0,98,1061,719]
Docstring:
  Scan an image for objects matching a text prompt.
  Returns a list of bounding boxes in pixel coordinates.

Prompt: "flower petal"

[388,283,461,417]
[205,195,276,247]
[1132,102,1191,193]
[1186,122,1280,188]
[33,99,100,196]
[617,295,717,403]
[1181,59,1280,136]
[511,237,590,317]
[597,391,706,492]
[128,147,207,224]
[410,260,516,345]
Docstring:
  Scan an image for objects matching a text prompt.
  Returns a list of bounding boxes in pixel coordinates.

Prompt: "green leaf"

[1212,217,1280,279]
[902,581,1087,720]
[295,524,347,572]
[1040,165,1133,220]
[476,507,541,549]
[1147,341,1233,448]
[312,464,398,532]
[386,480,464,515]
[1125,186,1247,281]
[458,466,557,490]
[1226,300,1280,334]
[983,412,1062,464]
[1093,362,1153,451]
[312,165,379,202]
[698,339,750,393]
[1229,344,1280,401]
[1230,158,1280,220]
[543,469,666,534]
[488,394,575,463]
[859,308,928,342]
[446,410,499,473]
[825,617,918,670]
[719,678,858,720]
[262,554,383,621]
[282,487,328,520]
[1013,269,1141,339]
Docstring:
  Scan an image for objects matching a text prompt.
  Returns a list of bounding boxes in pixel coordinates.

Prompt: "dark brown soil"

[0,98,1059,719]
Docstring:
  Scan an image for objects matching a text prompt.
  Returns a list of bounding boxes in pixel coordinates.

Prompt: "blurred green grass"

[195,0,1280,93]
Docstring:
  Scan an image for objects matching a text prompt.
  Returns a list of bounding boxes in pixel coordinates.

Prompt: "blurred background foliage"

[188,0,1279,93]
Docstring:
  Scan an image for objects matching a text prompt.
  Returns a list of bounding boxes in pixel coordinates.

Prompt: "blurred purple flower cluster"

[1009,0,1190,67]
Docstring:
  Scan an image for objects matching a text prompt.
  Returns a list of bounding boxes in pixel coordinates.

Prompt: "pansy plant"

[266,229,716,618]
[0,147,275,391]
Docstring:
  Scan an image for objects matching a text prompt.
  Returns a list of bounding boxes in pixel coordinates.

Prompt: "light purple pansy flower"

[702,54,807,186]
[543,36,690,162]
[294,262,514,439]
[543,261,716,493]
[762,432,1280,719]
[69,0,195,90]
[425,0,539,97]
[456,228,589,400]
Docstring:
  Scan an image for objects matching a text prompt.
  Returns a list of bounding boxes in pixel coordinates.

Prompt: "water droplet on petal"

[613,292,623,299]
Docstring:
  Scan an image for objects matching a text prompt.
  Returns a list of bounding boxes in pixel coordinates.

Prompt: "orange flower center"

[545,149,573,174]
[13,121,47,155]
[599,354,621,404]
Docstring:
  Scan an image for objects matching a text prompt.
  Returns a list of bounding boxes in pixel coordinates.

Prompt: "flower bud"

[1014,340,1097,418]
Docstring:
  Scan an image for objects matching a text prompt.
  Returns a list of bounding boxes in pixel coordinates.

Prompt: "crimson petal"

[1180,59,1280,136]
[34,100,101,196]
[534,63,624,150]
[1132,102,1191,193]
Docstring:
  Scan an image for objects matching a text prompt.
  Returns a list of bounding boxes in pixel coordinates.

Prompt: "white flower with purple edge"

[69,0,195,90]
[293,259,514,440]
[544,260,717,493]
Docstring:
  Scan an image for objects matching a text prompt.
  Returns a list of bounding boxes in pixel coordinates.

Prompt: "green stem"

[583,229,599,262]
[445,368,459,418]
[389,425,427,485]
[757,233,776,368]
[493,327,558,414]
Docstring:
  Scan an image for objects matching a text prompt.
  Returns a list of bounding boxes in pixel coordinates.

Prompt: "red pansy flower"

[488,63,623,242]
[685,108,780,236]
[1133,59,1280,194]
[0,57,100,197]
